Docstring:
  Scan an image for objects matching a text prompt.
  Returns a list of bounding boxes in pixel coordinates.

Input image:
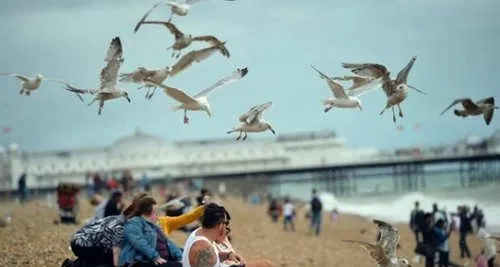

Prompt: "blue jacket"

[119,216,161,266]
[433,227,450,252]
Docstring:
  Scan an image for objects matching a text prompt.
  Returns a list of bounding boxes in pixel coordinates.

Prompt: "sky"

[0,0,499,152]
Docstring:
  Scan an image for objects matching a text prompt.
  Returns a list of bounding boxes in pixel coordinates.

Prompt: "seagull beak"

[408,85,426,95]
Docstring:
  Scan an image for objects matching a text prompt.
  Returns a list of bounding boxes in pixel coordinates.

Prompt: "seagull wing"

[0,73,30,82]
[99,37,124,91]
[395,56,417,85]
[147,79,197,105]
[140,21,184,39]
[311,65,347,99]
[347,77,384,97]
[440,98,471,115]
[476,97,495,106]
[186,0,205,5]
[191,35,224,47]
[343,240,390,267]
[119,67,154,83]
[170,45,227,77]
[239,101,272,124]
[134,1,162,33]
[341,62,389,79]
[194,67,248,99]
[373,219,400,259]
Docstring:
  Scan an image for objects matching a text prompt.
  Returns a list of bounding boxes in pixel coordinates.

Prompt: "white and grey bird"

[62,37,131,115]
[134,0,236,27]
[146,67,248,124]
[168,43,231,78]
[311,65,383,113]
[227,101,276,141]
[135,20,228,59]
[342,56,425,123]
[119,66,172,100]
[0,72,71,95]
[440,97,498,125]
[344,219,410,267]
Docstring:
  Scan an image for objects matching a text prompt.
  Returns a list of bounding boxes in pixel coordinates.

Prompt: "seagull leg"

[26,91,31,96]
[242,132,248,141]
[397,104,404,117]
[148,87,157,100]
[183,109,189,124]
[392,107,397,123]
[98,100,104,115]
[19,89,24,95]
[236,131,242,140]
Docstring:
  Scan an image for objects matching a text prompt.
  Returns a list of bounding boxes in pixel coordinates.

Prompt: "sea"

[270,182,500,233]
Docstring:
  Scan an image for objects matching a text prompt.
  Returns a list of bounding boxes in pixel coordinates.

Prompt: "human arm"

[123,219,161,262]
[158,205,205,235]
[112,246,121,267]
[189,240,218,267]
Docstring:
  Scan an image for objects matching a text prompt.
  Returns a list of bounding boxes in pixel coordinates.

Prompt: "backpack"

[311,197,322,212]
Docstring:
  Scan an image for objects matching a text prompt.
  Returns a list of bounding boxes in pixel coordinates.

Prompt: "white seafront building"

[0,128,380,190]
[1,128,499,191]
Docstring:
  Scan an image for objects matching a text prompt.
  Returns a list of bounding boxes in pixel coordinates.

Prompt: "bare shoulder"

[189,240,217,267]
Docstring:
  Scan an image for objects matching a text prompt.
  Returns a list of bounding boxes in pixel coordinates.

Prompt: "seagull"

[0,73,70,95]
[440,97,498,125]
[227,101,275,141]
[311,65,383,113]
[145,66,248,124]
[342,56,425,123]
[62,37,131,115]
[119,66,172,100]
[168,43,230,78]
[343,219,411,267]
[134,0,236,28]
[135,20,228,59]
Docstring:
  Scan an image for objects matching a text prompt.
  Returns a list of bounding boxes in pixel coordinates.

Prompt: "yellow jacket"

[157,205,205,235]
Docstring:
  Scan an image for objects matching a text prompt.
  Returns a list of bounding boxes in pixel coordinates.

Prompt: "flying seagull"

[343,219,411,267]
[227,101,275,141]
[311,65,383,113]
[135,20,228,59]
[134,0,236,30]
[440,97,498,125]
[145,66,248,124]
[119,66,172,100]
[62,37,131,115]
[342,56,425,123]
[0,73,72,96]
[168,43,230,78]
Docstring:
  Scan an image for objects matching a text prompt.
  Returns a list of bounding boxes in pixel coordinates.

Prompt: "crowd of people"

[409,201,496,267]
[60,187,274,267]
[266,189,339,236]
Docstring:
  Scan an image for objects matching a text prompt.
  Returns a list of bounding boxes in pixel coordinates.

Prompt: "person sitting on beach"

[212,206,274,267]
[182,203,244,267]
[119,196,183,267]
[157,195,208,236]
[104,190,125,218]
[55,183,80,225]
[62,193,148,267]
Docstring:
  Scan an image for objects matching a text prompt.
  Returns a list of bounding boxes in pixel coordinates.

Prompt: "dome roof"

[110,128,175,152]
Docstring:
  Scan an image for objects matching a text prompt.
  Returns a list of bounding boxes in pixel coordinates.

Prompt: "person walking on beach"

[410,201,424,245]
[282,197,295,232]
[17,172,27,204]
[309,189,322,236]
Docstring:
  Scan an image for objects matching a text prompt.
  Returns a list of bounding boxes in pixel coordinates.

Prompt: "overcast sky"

[0,0,499,152]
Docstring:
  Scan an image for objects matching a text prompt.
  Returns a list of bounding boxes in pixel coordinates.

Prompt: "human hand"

[229,252,246,265]
[202,195,211,205]
[154,257,167,265]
